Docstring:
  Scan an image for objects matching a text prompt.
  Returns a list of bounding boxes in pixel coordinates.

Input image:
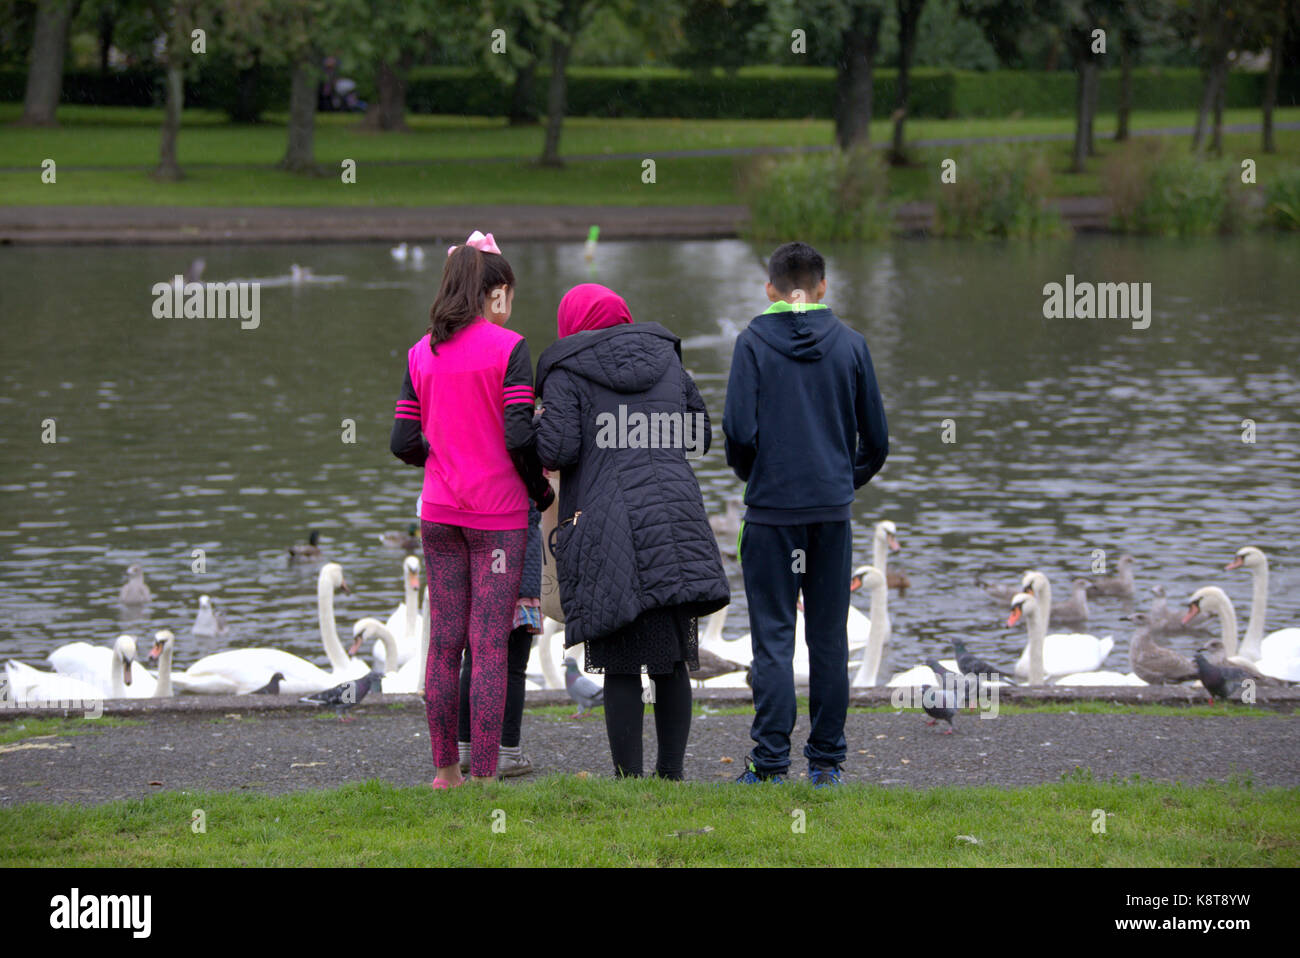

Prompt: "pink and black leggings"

[421,521,525,778]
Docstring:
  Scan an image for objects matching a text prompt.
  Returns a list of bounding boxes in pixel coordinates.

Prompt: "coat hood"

[746,306,843,361]
[537,323,682,395]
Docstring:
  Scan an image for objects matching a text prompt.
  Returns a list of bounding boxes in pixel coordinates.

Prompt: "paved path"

[2,698,1296,806]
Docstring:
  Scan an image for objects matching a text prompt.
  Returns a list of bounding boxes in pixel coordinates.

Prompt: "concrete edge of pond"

[0,197,1116,245]
[2,684,1297,720]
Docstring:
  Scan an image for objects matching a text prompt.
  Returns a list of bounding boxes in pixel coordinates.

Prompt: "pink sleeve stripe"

[394,413,421,421]
[503,397,534,407]
[502,385,534,395]
[395,401,419,410]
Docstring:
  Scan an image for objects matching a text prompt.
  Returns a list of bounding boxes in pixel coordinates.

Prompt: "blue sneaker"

[736,760,785,784]
[809,764,843,788]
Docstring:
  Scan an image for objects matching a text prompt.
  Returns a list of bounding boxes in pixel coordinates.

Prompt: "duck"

[46,634,146,698]
[871,520,910,592]
[118,564,152,605]
[377,555,423,670]
[1085,554,1136,598]
[288,530,322,561]
[192,594,227,637]
[1008,591,1114,684]
[378,523,420,550]
[170,563,364,695]
[1126,612,1197,685]
[1183,586,1300,682]
[1225,547,1300,663]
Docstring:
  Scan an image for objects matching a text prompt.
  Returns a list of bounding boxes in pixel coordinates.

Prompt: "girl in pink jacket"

[390,232,553,787]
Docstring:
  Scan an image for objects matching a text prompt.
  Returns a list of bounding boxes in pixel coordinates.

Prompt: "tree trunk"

[1084,59,1099,156]
[280,60,319,173]
[540,33,572,165]
[155,61,184,180]
[834,5,883,151]
[1210,59,1225,155]
[98,6,115,74]
[366,59,409,131]
[889,0,924,164]
[1115,41,1132,141]
[1070,63,1088,172]
[1192,63,1217,153]
[20,0,77,126]
[508,59,538,126]
[1263,4,1285,154]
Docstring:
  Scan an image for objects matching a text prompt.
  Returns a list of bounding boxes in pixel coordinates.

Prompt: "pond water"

[1,235,1297,678]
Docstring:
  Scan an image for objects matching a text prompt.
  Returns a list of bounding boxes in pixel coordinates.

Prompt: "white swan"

[886,661,961,687]
[1226,547,1300,662]
[850,567,890,687]
[742,566,874,683]
[1008,591,1114,684]
[872,520,910,591]
[350,619,417,692]
[527,617,566,689]
[377,555,422,669]
[172,563,363,696]
[147,630,177,697]
[4,659,107,706]
[390,242,408,262]
[49,634,156,698]
[1185,585,1300,682]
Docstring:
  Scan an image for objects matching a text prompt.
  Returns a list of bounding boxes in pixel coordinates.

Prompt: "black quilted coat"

[535,322,730,648]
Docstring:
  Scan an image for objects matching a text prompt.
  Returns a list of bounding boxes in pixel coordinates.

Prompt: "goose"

[192,594,227,637]
[119,564,152,605]
[872,520,910,592]
[1225,547,1300,662]
[390,242,408,262]
[288,530,322,561]
[49,634,157,698]
[1126,612,1197,685]
[376,555,422,670]
[1085,554,1136,598]
[850,567,891,687]
[4,659,108,706]
[1008,591,1114,684]
[1183,586,1300,682]
[378,523,419,550]
[171,563,363,696]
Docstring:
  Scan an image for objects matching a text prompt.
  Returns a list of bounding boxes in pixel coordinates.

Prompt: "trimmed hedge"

[2,64,1296,121]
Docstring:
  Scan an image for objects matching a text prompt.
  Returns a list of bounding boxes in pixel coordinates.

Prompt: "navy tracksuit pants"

[740,519,853,774]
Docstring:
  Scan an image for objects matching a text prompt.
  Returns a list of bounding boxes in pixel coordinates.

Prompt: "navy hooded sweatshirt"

[722,302,888,525]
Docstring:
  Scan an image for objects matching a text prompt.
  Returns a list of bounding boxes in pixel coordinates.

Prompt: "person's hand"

[536,483,555,512]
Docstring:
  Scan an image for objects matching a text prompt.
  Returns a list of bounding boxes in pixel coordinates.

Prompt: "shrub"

[1104,141,1255,235]
[933,146,1066,239]
[744,147,896,242]
[1263,166,1300,230]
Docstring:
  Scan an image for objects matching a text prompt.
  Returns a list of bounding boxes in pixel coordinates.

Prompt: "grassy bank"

[2,104,1297,208]
[1,774,1294,866]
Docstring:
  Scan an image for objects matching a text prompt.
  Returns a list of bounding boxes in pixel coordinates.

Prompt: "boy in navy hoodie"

[723,242,888,786]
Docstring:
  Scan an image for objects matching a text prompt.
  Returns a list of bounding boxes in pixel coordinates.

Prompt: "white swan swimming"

[171,563,364,696]
[377,555,423,669]
[49,634,156,698]
[1184,585,1300,682]
[1008,590,1114,684]
[1226,547,1300,663]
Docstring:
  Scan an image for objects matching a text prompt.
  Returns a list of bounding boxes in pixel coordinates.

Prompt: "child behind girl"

[390,231,554,787]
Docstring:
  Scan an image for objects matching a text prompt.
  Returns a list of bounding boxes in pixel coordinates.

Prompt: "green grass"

[1,774,1294,866]
[0,715,143,746]
[2,104,1297,208]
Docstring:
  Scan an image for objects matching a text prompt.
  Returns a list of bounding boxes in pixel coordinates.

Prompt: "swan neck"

[404,574,419,639]
[1026,606,1046,685]
[1217,597,1240,657]
[855,584,889,686]
[156,642,173,697]
[1243,566,1268,654]
[375,626,400,675]
[318,578,350,671]
[111,646,126,698]
[872,534,886,573]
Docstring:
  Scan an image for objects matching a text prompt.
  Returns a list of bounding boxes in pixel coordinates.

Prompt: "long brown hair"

[428,248,517,352]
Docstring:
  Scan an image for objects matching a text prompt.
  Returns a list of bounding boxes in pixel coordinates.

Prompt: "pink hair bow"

[447,230,502,257]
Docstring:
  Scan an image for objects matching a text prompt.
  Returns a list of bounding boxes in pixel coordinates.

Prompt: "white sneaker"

[496,745,534,778]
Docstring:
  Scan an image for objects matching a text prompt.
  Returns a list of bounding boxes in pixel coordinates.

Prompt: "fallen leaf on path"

[900,758,910,765]
[148,781,163,787]
[291,761,327,768]
[720,756,734,764]
[0,741,72,755]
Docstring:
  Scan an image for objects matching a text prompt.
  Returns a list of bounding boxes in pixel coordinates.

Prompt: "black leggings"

[458,626,533,749]
[602,661,692,780]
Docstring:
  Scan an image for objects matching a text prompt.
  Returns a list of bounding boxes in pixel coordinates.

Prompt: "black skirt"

[581,605,699,676]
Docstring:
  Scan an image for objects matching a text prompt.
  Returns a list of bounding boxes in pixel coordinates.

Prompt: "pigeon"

[1193,654,1262,705]
[1197,641,1284,686]
[1127,613,1197,685]
[1085,554,1136,598]
[951,639,1017,683]
[924,656,956,682]
[252,672,285,695]
[289,530,322,561]
[192,594,228,637]
[300,670,379,720]
[920,684,957,733]
[564,657,604,718]
[119,564,152,605]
